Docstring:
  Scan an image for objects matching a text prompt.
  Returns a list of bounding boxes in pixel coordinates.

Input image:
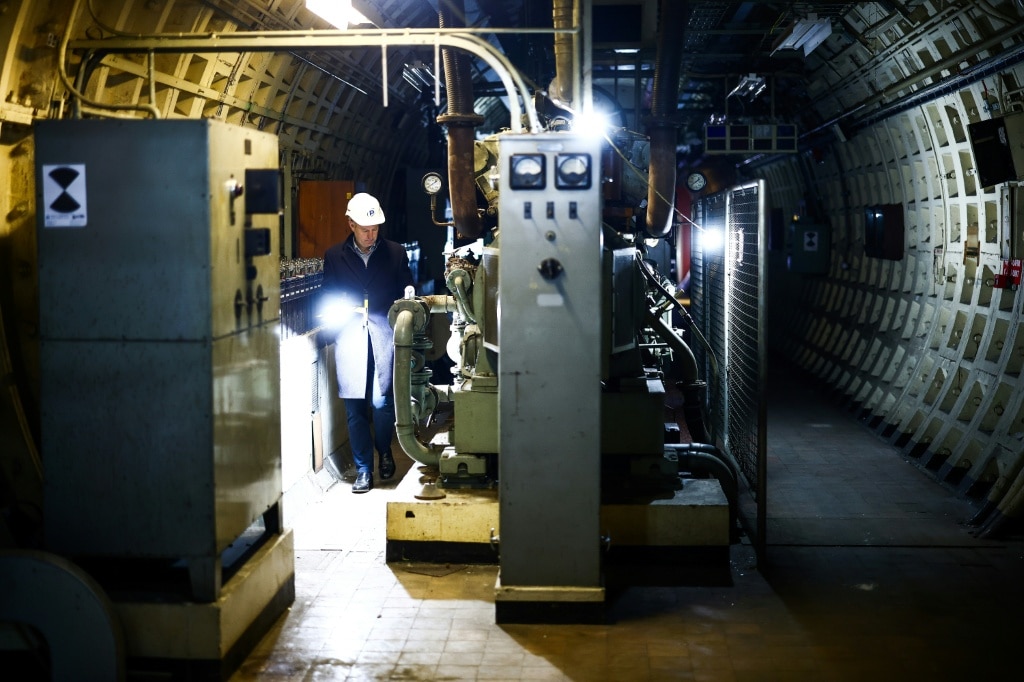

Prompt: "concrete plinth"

[115,529,295,679]
[386,470,731,564]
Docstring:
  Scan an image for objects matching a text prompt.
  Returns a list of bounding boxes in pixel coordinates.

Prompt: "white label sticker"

[42,164,88,228]
[537,293,564,307]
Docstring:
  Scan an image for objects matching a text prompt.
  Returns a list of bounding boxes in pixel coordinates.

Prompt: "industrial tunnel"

[1,0,1024,679]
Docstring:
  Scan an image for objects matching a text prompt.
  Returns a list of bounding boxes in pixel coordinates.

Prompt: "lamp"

[771,14,832,57]
[306,0,372,28]
[728,74,766,101]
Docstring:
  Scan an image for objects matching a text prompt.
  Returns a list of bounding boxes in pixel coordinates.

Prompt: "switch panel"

[497,133,604,593]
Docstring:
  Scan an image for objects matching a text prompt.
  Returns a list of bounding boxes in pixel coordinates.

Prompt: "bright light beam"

[306,0,371,28]
[699,228,723,252]
[572,110,609,140]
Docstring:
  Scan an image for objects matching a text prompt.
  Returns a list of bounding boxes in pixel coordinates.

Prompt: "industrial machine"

[35,118,294,674]
[385,128,734,623]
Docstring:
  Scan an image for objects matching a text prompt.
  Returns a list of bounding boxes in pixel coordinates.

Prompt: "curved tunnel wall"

[757,60,1024,509]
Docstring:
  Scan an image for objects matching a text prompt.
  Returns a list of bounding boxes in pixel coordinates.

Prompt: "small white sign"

[536,293,564,307]
[42,164,87,228]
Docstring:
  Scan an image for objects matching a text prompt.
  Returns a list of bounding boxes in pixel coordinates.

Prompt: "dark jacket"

[321,235,413,399]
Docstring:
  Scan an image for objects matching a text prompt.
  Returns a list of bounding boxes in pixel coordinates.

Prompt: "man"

[321,192,413,493]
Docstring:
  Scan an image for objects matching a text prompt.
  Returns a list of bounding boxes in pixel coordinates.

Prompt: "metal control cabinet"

[497,133,604,613]
[36,119,282,599]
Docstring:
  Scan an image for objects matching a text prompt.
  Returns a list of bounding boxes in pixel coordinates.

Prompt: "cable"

[58,0,160,119]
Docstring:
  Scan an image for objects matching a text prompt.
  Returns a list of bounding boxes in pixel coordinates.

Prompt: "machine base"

[117,529,295,680]
[386,467,499,563]
[386,471,731,565]
[494,575,606,624]
[495,600,607,624]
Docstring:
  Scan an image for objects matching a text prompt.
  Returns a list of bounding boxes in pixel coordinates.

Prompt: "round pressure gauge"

[686,171,708,192]
[422,171,443,195]
[555,153,591,189]
[509,153,545,189]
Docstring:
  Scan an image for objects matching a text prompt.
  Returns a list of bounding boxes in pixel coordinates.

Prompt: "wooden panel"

[297,180,355,258]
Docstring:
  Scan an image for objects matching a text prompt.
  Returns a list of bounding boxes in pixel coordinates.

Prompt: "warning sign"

[42,164,87,228]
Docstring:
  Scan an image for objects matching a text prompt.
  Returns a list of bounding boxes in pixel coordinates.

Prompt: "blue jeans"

[343,352,395,474]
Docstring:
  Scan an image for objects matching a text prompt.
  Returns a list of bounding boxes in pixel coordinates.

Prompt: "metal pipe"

[393,309,444,468]
[644,309,712,445]
[644,0,686,239]
[67,28,540,133]
[422,295,459,314]
[59,0,161,119]
[645,309,697,384]
[665,444,738,541]
[667,442,743,492]
[445,270,476,324]
[147,50,156,112]
[549,0,575,106]
[437,0,485,240]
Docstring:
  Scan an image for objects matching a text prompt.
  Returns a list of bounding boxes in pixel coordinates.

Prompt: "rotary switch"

[538,258,563,280]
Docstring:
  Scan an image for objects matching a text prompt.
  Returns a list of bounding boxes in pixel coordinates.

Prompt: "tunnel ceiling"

[41,0,1024,179]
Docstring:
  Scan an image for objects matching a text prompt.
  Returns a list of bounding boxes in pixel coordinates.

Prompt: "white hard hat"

[346,192,385,226]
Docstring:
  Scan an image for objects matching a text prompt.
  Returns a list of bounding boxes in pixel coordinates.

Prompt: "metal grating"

[280,258,324,340]
[690,181,767,557]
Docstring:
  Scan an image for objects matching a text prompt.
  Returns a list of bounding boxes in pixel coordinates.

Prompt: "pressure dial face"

[687,171,708,192]
[509,153,546,189]
[422,172,443,195]
[555,153,592,189]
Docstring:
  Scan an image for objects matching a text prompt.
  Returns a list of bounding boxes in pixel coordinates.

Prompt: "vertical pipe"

[645,0,686,238]
[550,0,575,106]
[436,0,484,240]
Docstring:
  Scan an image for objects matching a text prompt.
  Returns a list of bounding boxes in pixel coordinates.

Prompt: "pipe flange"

[437,112,485,127]
[446,267,470,290]
[388,298,429,333]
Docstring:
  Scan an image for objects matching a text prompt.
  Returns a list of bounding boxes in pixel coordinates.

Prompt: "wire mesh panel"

[691,181,767,557]
[280,258,324,340]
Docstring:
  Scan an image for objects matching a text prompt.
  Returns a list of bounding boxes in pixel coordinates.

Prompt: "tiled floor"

[231,372,1023,681]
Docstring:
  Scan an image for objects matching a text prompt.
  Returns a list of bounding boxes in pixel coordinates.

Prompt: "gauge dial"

[422,171,443,195]
[687,171,708,192]
[509,153,545,189]
[555,153,592,189]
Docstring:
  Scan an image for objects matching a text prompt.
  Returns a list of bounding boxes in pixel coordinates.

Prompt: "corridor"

[230,369,1023,681]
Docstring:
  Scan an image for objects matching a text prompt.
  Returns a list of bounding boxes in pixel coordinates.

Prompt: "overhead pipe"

[66,29,540,134]
[645,0,686,239]
[437,0,485,241]
[549,0,576,107]
[59,0,160,119]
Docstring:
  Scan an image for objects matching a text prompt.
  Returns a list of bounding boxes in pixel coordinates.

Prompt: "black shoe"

[379,451,396,480]
[352,471,372,493]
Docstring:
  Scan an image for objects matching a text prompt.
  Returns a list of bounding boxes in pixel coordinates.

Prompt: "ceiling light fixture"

[728,74,766,101]
[306,0,371,28]
[771,14,832,57]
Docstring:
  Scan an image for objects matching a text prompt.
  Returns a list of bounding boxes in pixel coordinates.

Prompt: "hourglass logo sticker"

[42,164,88,228]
